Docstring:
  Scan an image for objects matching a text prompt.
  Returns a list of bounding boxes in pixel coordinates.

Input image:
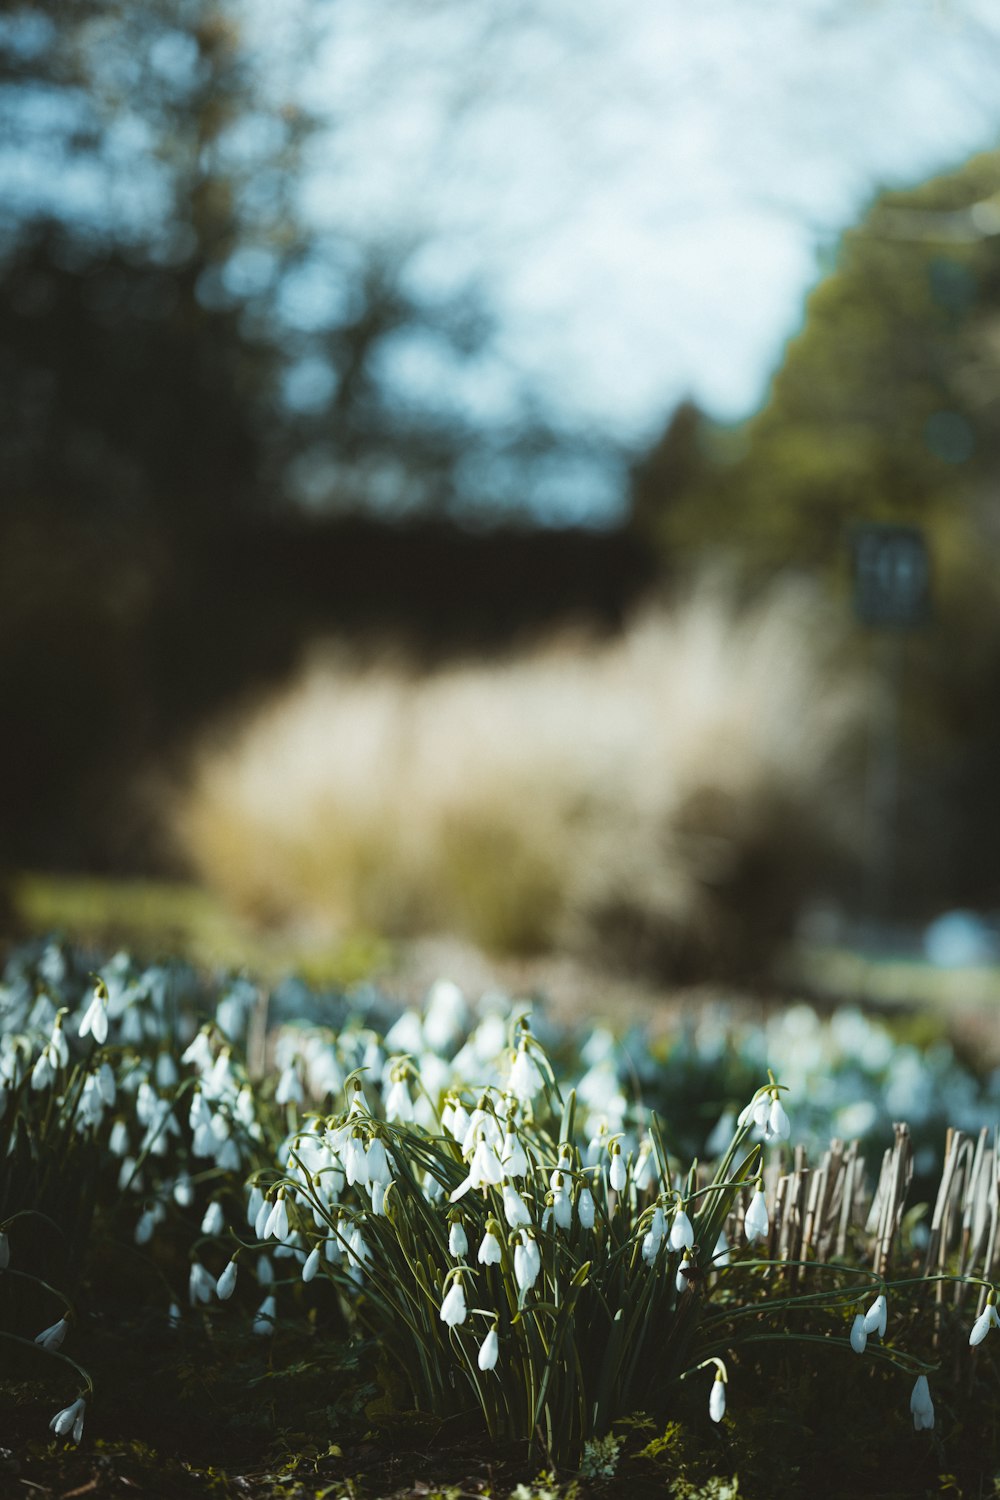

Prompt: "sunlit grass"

[8,872,391,986]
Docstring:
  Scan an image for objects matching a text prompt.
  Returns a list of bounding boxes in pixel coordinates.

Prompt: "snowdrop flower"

[502,1183,532,1229]
[275,1063,303,1107]
[201,1201,225,1237]
[50,1397,86,1443]
[910,1375,934,1430]
[49,1015,69,1069]
[78,985,109,1045]
[478,1222,503,1265]
[449,1220,469,1258]
[254,1194,272,1240]
[247,1185,264,1230]
[863,1293,887,1340]
[217,1258,238,1300]
[669,1206,694,1252]
[578,1186,596,1231]
[514,1231,541,1293]
[451,1135,504,1201]
[189,1261,216,1306]
[969,1299,1000,1346]
[253,1294,276,1335]
[642,1205,666,1266]
[508,1042,544,1103]
[301,1245,320,1282]
[709,1372,727,1423]
[135,1203,165,1245]
[384,1073,414,1123]
[370,1181,387,1215]
[346,1224,368,1282]
[478,1326,499,1371]
[155,1050,179,1089]
[500,1129,528,1179]
[766,1096,790,1143]
[744,1187,769,1244]
[551,1176,573,1230]
[633,1142,656,1193]
[108,1119,130,1158]
[263,1192,290,1242]
[365,1135,391,1187]
[440,1274,468,1328]
[675,1255,694,1294]
[738,1092,770,1132]
[850,1314,867,1354]
[609,1145,626,1193]
[713,1229,730,1267]
[181,1029,214,1074]
[35,1317,68,1352]
[31,1047,56,1091]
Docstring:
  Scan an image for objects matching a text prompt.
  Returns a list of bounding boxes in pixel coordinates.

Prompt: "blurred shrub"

[174,573,864,978]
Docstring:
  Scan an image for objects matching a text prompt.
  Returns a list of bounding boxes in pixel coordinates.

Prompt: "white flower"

[189,1261,216,1306]
[709,1374,726,1423]
[578,1186,596,1231]
[642,1206,666,1266]
[78,987,109,1045]
[450,1136,504,1202]
[910,1375,934,1431]
[766,1097,791,1142]
[302,1246,321,1283]
[509,1043,544,1103]
[850,1314,867,1354]
[551,1178,573,1231]
[744,1188,769,1244]
[478,1226,503,1265]
[263,1193,290,1243]
[385,1076,414,1123]
[440,1277,468,1327]
[970,1302,1000,1346]
[502,1183,532,1229]
[217,1258,238,1299]
[609,1149,626,1193]
[513,1232,541,1292]
[50,1397,86,1443]
[500,1130,529,1179]
[478,1327,499,1371]
[181,1030,214,1073]
[109,1119,130,1158]
[275,1064,303,1107]
[366,1136,392,1187]
[201,1201,225,1237]
[35,1317,68,1352]
[668,1208,694,1252]
[713,1229,730,1267]
[253,1294,276,1335]
[675,1254,693,1294]
[738,1093,770,1132]
[863,1294,887,1340]
[449,1221,469,1258]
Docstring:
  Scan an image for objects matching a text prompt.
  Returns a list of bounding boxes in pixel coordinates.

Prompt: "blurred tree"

[633,148,1000,910]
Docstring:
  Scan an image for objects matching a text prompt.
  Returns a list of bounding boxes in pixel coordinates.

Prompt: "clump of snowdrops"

[1,941,995,1465]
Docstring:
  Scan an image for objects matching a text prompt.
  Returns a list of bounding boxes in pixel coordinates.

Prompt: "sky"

[293,0,1000,445]
[3,0,1000,523]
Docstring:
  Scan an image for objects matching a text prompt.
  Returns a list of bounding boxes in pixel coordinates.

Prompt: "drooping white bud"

[850,1314,867,1354]
[440,1277,468,1328]
[668,1208,694,1252]
[577,1186,596,1231]
[910,1375,934,1430]
[49,1397,86,1443]
[449,1221,469,1258]
[743,1188,769,1244]
[609,1149,626,1193]
[478,1327,499,1371]
[709,1373,726,1423]
[217,1258,238,1300]
[478,1226,503,1265]
[35,1317,69,1352]
[863,1293,887,1339]
[513,1232,541,1292]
